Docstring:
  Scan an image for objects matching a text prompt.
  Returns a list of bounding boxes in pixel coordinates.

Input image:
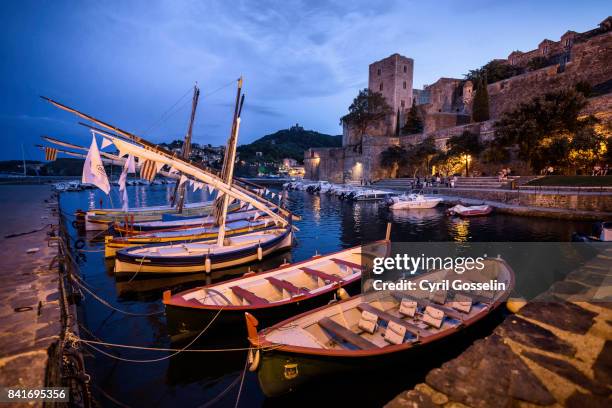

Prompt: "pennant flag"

[139,159,158,181]
[179,175,188,186]
[126,154,136,173]
[252,212,261,221]
[118,154,136,196]
[101,138,113,149]
[155,161,165,173]
[168,166,179,174]
[207,185,214,194]
[270,192,276,199]
[194,182,204,191]
[82,135,110,194]
[247,203,254,210]
[45,147,58,161]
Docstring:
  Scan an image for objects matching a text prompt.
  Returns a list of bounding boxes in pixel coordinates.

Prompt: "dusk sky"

[1,0,609,160]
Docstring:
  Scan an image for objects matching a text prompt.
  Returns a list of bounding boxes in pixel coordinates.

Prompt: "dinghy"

[388,193,442,210]
[114,226,294,276]
[246,257,514,397]
[446,204,493,217]
[163,240,390,339]
[104,216,277,258]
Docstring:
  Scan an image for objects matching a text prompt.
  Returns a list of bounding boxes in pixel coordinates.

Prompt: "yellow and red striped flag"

[45,147,58,161]
[139,159,158,181]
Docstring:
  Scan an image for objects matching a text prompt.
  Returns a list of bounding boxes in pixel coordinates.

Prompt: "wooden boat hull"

[104,220,274,258]
[255,307,505,397]
[84,201,219,231]
[114,228,293,276]
[165,278,361,340]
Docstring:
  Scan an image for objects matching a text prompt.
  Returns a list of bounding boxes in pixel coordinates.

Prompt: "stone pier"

[386,248,612,407]
[0,185,62,403]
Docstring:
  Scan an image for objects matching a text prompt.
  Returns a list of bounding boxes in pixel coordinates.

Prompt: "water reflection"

[449,218,470,242]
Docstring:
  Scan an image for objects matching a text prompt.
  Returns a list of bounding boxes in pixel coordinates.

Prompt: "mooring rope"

[69,274,164,317]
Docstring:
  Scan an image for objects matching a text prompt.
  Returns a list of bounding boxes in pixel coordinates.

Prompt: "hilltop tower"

[368,53,414,133]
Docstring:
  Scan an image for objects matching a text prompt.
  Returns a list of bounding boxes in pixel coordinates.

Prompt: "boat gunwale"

[251,258,515,358]
[163,239,391,311]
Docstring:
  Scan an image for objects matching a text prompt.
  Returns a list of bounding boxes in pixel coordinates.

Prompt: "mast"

[172,84,200,212]
[216,77,244,247]
[21,144,26,176]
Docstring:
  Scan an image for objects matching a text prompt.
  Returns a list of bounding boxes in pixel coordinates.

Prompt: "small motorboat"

[104,217,277,258]
[163,240,390,339]
[114,226,294,276]
[572,221,612,242]
[446,204,493,217]
[388,193,442,210]
[246,257,515,397]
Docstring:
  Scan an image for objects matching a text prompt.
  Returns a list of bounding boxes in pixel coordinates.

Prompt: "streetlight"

[464,154,472,177]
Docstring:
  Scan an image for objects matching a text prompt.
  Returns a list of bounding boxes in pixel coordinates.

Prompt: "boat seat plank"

[230,286,269,305]
[318,317,377,350]
[301,267,343,283]
[330,258,362,271]
[266,277,308,295]
[357,303,428,338]
[392,293,464,320]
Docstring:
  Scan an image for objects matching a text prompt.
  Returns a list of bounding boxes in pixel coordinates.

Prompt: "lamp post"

[464,154,472,177]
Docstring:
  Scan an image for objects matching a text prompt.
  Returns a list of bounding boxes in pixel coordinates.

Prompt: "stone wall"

[488,31,612,119]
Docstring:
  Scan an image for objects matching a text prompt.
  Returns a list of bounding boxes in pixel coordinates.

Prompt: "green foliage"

[465,60,523,85]
[447,131,483,158]
[236,126,341,164]
[472,78,490,122]
[527,56,550,71]
[480,140,510,164]
[380,145,408,170]
[494,88,605,173]
[574,81,593,97]
[341,88,392,136]
[402,100,424,135]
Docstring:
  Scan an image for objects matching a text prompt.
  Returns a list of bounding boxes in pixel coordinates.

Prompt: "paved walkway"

[386,248,612,408]
[0,185,61,399]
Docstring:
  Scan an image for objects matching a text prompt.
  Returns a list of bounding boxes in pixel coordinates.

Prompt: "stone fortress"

[305,17,612,183]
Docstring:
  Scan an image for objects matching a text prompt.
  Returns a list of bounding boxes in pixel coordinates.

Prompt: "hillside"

[237,124,341,163]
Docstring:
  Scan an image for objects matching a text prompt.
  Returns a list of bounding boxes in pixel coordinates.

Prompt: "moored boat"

[389,193,442,210]
[571,221,612,242]
[246,257,515,397]
[114,226,294,276]
[104,216,277,258]
[446,204,493,217]
[163,240,391,339]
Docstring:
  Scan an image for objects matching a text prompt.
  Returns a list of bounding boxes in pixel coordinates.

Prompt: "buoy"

[205,257,211,273]
[507,297,527,313]
[248,348,260,372]
[257,246,263,261]
[336,287,349,300]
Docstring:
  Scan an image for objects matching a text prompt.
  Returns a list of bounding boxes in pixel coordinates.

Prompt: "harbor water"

[55,184,595,407]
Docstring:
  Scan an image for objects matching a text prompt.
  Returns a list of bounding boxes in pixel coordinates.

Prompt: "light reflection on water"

[56,184,594,408]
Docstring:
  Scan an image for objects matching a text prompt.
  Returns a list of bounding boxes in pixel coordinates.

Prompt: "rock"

[522,351,609,395]
[385,390,437,408]
[496,316,576,356]
[565,391,610,408]
[518,298,597,334]
[592,340,612,386]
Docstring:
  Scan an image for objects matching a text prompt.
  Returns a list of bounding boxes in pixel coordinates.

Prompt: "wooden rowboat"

[246,258,514,397]
[114,226,294,276]
[446,204,493,217]
[104,217,277,258]
[163,240,391,340]
[112,206,262,234]
[83,200,224,230]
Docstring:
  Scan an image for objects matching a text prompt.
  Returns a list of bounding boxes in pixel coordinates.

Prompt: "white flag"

[82,135,110,194]
[118,154,135,211]
[247,203,254,210]
[126,154,136,173]
[207,185,214,194]
[168,166,179,174]
[270,192,276,199]
[101,137,113,149]
[179,175,188,186]
[252,212,261,221]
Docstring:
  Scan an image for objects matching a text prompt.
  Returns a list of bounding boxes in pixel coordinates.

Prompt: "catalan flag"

[45,147,58,161]
[139,159,158,182]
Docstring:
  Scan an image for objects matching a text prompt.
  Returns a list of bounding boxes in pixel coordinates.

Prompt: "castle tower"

[368,53,414,133]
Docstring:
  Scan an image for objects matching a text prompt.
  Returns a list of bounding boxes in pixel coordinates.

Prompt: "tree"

[494,87,604,173]
[402,100,424,134]
[527,56,550,71]
[465,60,523,85]
[446,131,483,176]
[341,89,392,152]
[472,77,490,122]
[380,145,408,178]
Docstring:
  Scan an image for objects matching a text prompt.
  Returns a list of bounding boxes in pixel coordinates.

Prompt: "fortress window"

[377,68,381,76]
[379,82,383,91]
[403,81,407,89]
[401,100,405,108]
[403,65,407,73]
